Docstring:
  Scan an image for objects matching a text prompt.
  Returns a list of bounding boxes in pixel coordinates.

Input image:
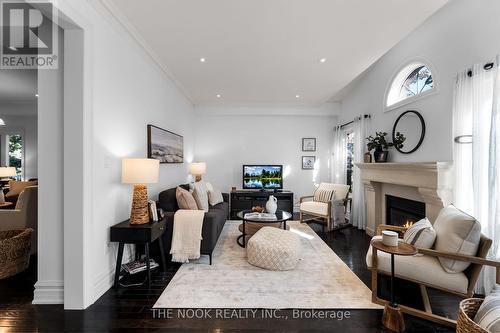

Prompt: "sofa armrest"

[300,195,314,203]
[0,211,25,231]
[417,248,500,267]
[222,193,229,203]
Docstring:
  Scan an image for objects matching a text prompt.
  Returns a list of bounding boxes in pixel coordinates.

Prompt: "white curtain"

[352,115,371,229]
[453,57,499,294]
[331,125,347,184]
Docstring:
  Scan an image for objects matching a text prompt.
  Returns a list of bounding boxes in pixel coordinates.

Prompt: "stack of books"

[122,259,159,275]
[244,212,277,221]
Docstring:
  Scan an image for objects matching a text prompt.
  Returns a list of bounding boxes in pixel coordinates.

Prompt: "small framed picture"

[302,138,316,152]
[302,156,316,170]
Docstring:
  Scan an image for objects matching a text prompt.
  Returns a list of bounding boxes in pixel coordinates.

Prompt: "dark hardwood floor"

[0,224,460,332]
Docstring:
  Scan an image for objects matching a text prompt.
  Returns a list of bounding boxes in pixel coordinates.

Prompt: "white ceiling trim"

[97,0,194,105]
[195,102,340,117]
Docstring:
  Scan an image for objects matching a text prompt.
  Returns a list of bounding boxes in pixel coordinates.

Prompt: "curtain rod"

[339,114,371,129]
[467,62,495,77]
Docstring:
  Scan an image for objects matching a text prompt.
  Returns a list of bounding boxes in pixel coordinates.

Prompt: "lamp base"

[130,184,150,225]
[195,175,202,182]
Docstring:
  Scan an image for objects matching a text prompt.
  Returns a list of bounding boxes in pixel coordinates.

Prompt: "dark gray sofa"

[154,184,229,265]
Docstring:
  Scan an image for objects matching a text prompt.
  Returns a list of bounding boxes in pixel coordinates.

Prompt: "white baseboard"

[92,267,115,304]
[92,246,135,304]
[33,280,64,304]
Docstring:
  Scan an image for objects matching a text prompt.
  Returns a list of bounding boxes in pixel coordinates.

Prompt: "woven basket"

[457,298,490,333]
[0,228,33,279]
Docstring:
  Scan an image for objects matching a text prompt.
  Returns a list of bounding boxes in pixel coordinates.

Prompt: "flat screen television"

[243,165,283,190]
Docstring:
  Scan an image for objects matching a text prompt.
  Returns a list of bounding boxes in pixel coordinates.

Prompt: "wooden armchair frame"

[371,224,500,328]
[299,195,333,231]
[299,185,351,232]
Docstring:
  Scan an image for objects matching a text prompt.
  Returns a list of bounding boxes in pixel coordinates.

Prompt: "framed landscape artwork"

[302,156,316,170]
[302,138,316,151]
[147,125,183,163]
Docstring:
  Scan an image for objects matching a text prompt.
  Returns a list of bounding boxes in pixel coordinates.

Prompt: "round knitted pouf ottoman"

[247,226,301,271]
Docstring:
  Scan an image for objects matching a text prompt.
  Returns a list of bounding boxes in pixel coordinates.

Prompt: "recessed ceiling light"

[200,58,206,62]
[35,94,39,97]
[216,94,221,98]
[295,95,300,98]
[319,58,326,63]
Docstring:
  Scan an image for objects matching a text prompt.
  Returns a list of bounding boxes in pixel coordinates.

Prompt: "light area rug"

[154,221,381,309]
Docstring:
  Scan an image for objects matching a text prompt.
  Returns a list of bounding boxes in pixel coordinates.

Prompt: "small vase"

[266,195,278,214]
[374,150,389,163]
[364,152,372,163]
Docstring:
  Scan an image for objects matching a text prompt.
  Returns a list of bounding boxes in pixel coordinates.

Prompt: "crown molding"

[96,0,194,105]
[195,102,341,117]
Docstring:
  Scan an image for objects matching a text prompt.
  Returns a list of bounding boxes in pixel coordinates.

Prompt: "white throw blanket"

[170,209,205,263]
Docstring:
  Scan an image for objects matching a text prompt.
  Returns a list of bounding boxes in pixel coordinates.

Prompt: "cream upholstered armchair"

[366,206,500,328]
[299,183,350,231]
[0,186,38,254]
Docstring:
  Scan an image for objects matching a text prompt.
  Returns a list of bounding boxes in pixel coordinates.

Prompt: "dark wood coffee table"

[236,209,292,248]
[371,238,417,332]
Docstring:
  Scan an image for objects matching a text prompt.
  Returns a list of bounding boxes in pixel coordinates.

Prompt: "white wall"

[338,0,500,162]
[33,0,196,308]
[0,106,38,179]
[86,5,195,305]
[35,26,64,305]
[194,104,339,210]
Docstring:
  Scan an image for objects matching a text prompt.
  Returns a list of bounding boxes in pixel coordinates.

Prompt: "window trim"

[0,127,26,179]
[384,58,438,113]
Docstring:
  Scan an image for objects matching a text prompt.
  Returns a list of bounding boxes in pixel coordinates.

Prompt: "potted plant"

[366,132,405,162]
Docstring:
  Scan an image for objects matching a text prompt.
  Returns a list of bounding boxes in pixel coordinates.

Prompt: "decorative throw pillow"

[313,188,335,203]
[208,188,224,206]
[433,205,481,273]
[192,182,209,212]
[205,182,214,193]
[6,180,38,198]
[175,187,198,210]
[403,218,436,249]
[474,292,500,332]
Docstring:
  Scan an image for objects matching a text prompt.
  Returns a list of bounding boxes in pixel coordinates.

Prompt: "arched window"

[386,62,435,109]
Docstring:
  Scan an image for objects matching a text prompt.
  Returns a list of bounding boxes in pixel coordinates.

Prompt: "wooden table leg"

[242,219,246,248]
[158,238,167,273]
[382,304,405,332]
[145,243,151,289]
[114,243,124,288]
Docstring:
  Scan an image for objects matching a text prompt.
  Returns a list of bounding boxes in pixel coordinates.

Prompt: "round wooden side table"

[371,238,417,332]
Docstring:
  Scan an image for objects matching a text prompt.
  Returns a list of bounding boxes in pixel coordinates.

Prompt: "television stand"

[230,190,294,219]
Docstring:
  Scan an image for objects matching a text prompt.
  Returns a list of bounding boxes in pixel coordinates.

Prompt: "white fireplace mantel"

[355,162,453,236]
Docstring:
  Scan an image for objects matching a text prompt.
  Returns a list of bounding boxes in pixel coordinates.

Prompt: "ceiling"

[109,0,448,106]
[0,69,37,103]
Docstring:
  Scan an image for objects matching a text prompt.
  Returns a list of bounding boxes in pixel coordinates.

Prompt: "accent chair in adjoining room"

[0,186,38,254]
[299,183,350,231]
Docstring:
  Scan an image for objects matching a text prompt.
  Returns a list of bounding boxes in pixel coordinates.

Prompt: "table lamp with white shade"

[0,167,16,202]
[122,158,159,225]
[189,162,206,182]
[0,167,16,179]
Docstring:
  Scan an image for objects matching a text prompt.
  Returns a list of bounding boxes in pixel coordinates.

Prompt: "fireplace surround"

[356,162,453,236]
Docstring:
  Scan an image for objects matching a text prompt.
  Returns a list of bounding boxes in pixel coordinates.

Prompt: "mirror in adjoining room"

[392,110,426,154]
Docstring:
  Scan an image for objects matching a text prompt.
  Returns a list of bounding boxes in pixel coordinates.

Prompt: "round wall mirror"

[392,110,426,154]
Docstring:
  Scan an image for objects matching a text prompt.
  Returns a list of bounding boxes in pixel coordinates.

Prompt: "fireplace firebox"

[386,195,425,227]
